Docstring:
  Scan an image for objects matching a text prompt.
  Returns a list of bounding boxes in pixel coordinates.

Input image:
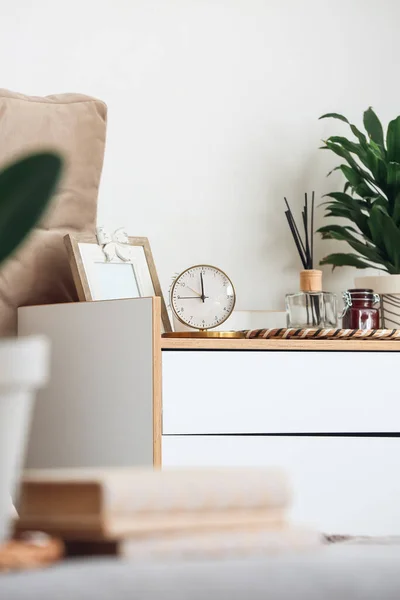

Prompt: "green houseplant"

[318,108,400,274]
[0,152,62,265]
[0,151,62,542]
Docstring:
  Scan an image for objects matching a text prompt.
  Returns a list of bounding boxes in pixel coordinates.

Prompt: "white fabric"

[2,545,400,599]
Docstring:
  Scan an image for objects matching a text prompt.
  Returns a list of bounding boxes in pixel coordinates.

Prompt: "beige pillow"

[0,89,107,335]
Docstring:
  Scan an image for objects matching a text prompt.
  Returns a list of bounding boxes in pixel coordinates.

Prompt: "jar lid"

[342,289,380,314]
[347,288,375,298]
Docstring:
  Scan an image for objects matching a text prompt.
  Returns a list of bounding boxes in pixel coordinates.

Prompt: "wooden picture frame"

[64,233,171,333]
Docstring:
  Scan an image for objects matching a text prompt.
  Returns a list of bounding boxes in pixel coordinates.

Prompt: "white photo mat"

[79,243,153,301]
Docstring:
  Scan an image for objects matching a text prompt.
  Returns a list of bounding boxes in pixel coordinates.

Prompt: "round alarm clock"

[168,265,236,336]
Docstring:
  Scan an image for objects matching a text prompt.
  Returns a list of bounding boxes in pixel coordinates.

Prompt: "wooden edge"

[64,233,171,333]
[160,337,400,351]
[152,297,162,467]
[64,234,93,301]
[134,237,172,333]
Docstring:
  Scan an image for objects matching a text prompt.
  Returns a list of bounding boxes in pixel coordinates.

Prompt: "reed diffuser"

[284,193,337,328]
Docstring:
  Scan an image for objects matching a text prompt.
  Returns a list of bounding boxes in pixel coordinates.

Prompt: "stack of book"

[16,467,320,559]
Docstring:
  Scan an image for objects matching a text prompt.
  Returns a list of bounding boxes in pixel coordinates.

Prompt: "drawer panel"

[162,435,400,536]
[162,350,400,434]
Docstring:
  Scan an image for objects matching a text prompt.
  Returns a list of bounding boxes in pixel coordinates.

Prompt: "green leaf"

[363,107,385,148]
[350,124,367,146]
[326,165,342,178]
[369,139,385,160]
[368,205,400,269]
[327,135,387,190]
[319,113,349,123]
[392,192,400,226]
[323,191,369,209]
[318,223,387,266]
[387,116,400,163]
[318,224,359,239]
[339,165,377,200]
[372,196,390,216]
[380,217,400,269]
[321,113,386,188]
[358,139,387,185]
[387,162,400,186]
[368,204,386,252]
[339,165,362,187]
[327,136,361,153]
[386,162,400,214]
[0,152,62,265]
[319,111,369,149]
[347,240,386,266]
[323,205,356,218]
[323,202,370,238]
[323,142,383,197]
[323,206,371,240]
[324,141,367,176]
[319,253,379,270]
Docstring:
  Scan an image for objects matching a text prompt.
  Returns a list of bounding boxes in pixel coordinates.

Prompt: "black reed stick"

[285,210,307,269]
[302,193,310,267]
[284,192,315,270]
[284,197,307,258]
[311,191,315,269]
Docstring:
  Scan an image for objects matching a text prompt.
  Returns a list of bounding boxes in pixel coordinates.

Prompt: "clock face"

[171,265,235,330]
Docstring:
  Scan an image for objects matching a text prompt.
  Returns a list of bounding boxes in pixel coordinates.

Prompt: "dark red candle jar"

[342,289,380,330]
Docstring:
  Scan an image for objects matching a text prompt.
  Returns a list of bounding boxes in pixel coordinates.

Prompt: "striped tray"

[242,328,400,340]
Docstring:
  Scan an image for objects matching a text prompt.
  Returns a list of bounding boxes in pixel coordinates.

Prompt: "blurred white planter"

[355,274,400,295]
[172,310,286,332]
[0,336,49,543]
[355,275,400,328]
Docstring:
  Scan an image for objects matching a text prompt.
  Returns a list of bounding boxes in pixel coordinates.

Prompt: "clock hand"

[200,272,206,303]
[177,295,209,300]
[186,285,201,296]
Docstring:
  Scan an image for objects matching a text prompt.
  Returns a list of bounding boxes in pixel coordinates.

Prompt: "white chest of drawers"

[18,297,400,536]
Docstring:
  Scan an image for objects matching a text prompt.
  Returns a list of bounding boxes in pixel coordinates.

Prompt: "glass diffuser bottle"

[283,192,337,329]
[286,269,337,328]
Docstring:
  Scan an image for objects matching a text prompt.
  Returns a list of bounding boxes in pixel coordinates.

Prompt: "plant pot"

[354,275,400,328]
[0,336,49,543]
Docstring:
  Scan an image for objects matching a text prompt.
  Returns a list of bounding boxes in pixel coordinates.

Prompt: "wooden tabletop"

[161,337,400,351]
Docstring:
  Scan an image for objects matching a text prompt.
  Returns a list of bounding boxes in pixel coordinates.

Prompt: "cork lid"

[300,269,322,292]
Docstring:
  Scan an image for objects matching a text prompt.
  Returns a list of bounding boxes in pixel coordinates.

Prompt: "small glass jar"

[341,289,380,330]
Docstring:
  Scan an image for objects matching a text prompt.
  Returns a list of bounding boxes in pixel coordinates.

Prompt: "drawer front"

[162,350,400,434]
[162,435,400,536]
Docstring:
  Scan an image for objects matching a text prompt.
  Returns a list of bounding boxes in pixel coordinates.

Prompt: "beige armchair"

[0,89,107,335]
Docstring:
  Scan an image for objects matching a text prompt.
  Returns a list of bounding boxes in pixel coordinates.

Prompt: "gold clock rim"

[170,264,236,331]
[162,331,244,338]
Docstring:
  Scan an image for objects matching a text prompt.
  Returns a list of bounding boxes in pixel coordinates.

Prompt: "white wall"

[0,0,398,312]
